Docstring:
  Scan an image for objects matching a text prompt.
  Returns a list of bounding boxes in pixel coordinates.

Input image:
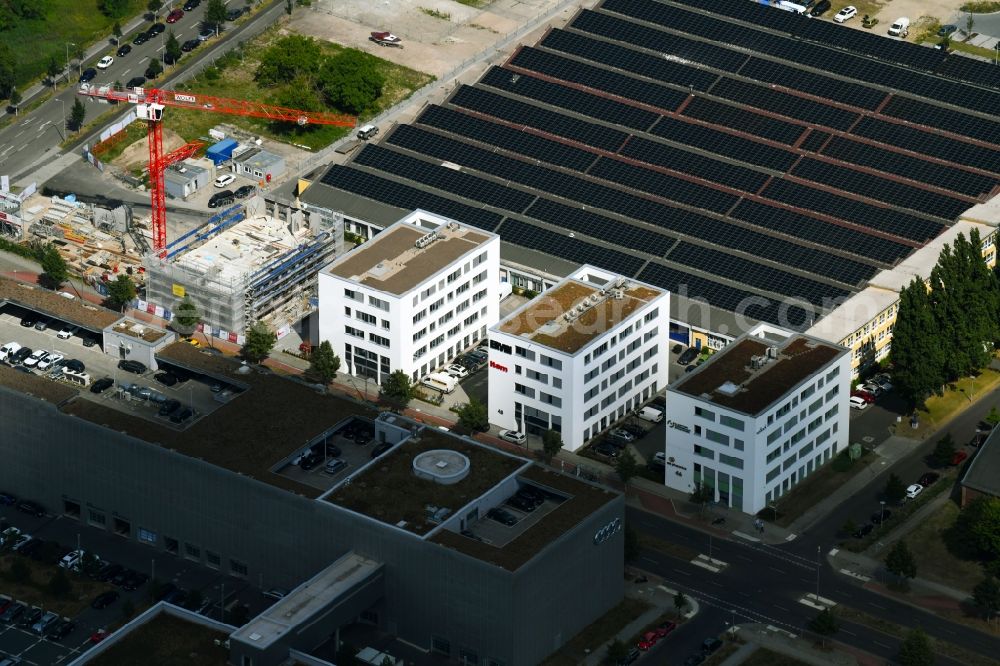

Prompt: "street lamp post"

[880,500,886,525]
[65,42,75,77]
[58,98,66,139]
[816,546,821,598]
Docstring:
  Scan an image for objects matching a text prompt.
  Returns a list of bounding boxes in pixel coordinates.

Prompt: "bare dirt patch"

[113,128,187,171]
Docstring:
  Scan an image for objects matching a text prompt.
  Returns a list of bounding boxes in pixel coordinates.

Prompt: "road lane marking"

[868,602,886,609]
[874,641,891,649]
[674,569,692,576]
[842,629,857,636]
[769,566,787,574]
[774,604,790,611]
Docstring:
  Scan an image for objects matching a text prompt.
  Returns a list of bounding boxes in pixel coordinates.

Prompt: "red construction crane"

[79,86,356,256]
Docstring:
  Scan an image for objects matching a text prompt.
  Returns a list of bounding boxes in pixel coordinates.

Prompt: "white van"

[888,17,910,37]
[62,369,91,387]
[776,1,808,13]
[0,342,21,363]
[638,406,665,423]
[420,372,457,394]
[59,549,86,570]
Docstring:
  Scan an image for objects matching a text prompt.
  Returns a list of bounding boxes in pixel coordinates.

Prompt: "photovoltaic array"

[311,0,1000,329]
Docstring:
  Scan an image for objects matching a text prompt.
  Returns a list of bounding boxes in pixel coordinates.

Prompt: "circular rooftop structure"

[412,449,470,485]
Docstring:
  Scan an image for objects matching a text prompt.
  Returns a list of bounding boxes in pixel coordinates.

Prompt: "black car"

[170,407,193,424]
[0,492,15,505]
[97,563,124,582]
[118,359,147,374]
[122,571,148,591]
[90,377,114,394]
[132,31,149,45]
[145,63,162,79]
[158,399,182,417]
[78,68,97,83]
[617,647,640,666]
[116,44,132,57]
[17,500,44,517]
[208,190,234,208]
[853,523,874,539]
[677,347,699,366]
[870,509,893,525]
[371,441,392,458]
[19,606,43,627]
[701,638,723,655]
[183,0,201,9]
[918,472,940,487]
[324,442,342,458]
[299,451,323,471]
[163,587,187,605]
[147,22,166,37]
[0,601,25,623]
[10,347,31,364]
[487,508,518,526]
[125,76,146,89]
[593,442,620,458]
[65,359,85,373]
[19,316,35,327]
[82,336,98,347]
[92,591,119,609]
[112,568,133,586]
[48,619,75,640]
[155,372,178,387]
[234,184,255,198]
[181,38,200,52]
[506,495,536,512]
[226,7,246,20]
[810,0,831,16]
[516,485,544,506]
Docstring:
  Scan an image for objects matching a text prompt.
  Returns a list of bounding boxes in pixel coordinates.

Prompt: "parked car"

[0,601,25,623]
[90,377,114,394]
[918,472,939,487]
[19,606,43,628]
[515,485,545,507]
[125,76,146,89]
[809,0,831,16]
[82,336,98,347]
[656,621,677,638]
[22,349,48,368]
[371,441,393,458]
[97,563,124,582]
[834,5,857,22]
[181,38,200,52]
[323,459,348,476]
[905,483,923,500]
[183,0,201,9]
[938,24,958,36]
[445,364,469,379]
[36,353,63,371]
[609,428,635,442]
[506,495,536,512]
[96,56,114,70]
[65,359,85,373]
[166,8,184,22]
[951,450,969,466]
[89,628,109,643]
[154,372,178,387]
[637,630,659,650]
[116,44,132,57]
[158,399,182,417]
[198,26,216,41]
[147,22,165,37]
[849,395,868,410]
[677,347,699,365]
[10,347,31,364]
[299,451,323,471]
[976,421,994,434]
[853,523,873,538]
[18,315,35,327]
[850,390,875,404]
[121,571,148,591]
[132,31,149,45]
[78,68,97,83]
[234,184,255,198]
[226,6,247,20]
[214,173,236,188]
[498,430,527,446]
[118,359,146,374]
[32,611,59,635]
[593,442,620,458]
[48,618,75,640]
[486,508,518,526]
[208,189,234,208]
[17,501,44,517]
[702,638,723,655]
[870,509,892,524]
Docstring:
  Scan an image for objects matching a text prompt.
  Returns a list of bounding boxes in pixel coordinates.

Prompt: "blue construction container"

[205,138,239,165]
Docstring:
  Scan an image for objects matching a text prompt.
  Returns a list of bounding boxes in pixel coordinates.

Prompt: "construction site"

[143,196,344,338]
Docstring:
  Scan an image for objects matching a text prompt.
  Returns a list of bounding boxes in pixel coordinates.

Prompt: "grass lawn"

[739,648,808,666]
[87,612,229,666]
[767,450,873,528]
[541,597,652,666]
[897,499,985,593]
[905,369,1000,440]
[4,1,144,87]
[0,554,117,617]
[161,26,433,151]
[702,640,741,666]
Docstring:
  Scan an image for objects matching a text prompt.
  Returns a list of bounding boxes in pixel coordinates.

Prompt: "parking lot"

[278,417,379,491]
[0,304,237,429]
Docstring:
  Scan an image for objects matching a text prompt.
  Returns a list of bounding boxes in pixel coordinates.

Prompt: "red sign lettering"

[489,360,508,373]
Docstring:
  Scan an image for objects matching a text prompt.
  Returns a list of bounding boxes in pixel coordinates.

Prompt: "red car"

[951,450,969,466]
[637,631,659,651]
[654,621,677,638]
[166,9,184,23]
[89,628,109,643]
[851,389,875,404]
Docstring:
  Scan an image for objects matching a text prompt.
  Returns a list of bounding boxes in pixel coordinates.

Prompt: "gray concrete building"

[233,146,285,183]
[164,160,210,200]
[0,342,624,666]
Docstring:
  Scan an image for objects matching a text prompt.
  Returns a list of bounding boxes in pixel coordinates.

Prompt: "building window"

[63,500,81,518]
[206,551,220,569]
[185,543,201,561]
[694,445,714,460]
[733,439,744,451]
[705,429,729,446]
[137,528,157,545]
[88,509,106,527]
[357,311,376,325]
[369,333,390,347]
[719,453,744,470]
[719,414,744,431]
[432,636,451,656]
[165,537,179,555]
[459,647,479,665]
[230,559,248,577]
[368,295,389,311]
[514,383,535,398]
[695,406,716,421]
[345,325,364,338]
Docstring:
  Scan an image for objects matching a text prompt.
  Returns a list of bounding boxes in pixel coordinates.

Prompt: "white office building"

[318,210,500,384]
[663,324,850,514]
[488,266,669,452]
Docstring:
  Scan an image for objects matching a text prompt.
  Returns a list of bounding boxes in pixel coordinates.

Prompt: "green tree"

[268,76,324,134]
[604,638,629,665]
[8,88,21,115]
[309,340,340,384]
[885,540,917,581]
[456,397,489,433]
[0,43,15,99]
[973,575,1000,621]
[690,482,714,505]
[147,0,163,17]
[898,627,934,666]
[255,36,322,86]
[954,496,1000,560]
[624,524,640,562]
[7,558,30,583]
[172,295,200,335]
[380,370,416,411]
[40,244,68,288]
[69,97,86,131]
[241,321,276,363]
[674,590,688,613]
[318,49,385,114]
[145,57,162,79]
[105,273,136,311]
[205,0,228,26]
[987,406,1000,426]
[46,55,61,88]
[47,567,73,598]
[929,434,956,468]
[884,473,906,504]
[99,0,130,18]
[112,21,123,44]
[808,608,839,645]
[540,429,563,463]
[164,31,182,64]
[615,447,639,491]
[890,277,946,406]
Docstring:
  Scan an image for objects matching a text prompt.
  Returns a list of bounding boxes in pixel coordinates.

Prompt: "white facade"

[318,210,500,385]
[488,266,669,452]
[663,325,851,515]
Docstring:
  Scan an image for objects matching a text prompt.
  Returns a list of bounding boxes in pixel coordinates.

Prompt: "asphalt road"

[0,0,282,181]
[629,507,997,665]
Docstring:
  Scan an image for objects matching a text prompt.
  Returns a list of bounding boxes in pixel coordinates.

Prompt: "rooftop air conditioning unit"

[610,289,624,299]
[767,346,778,359]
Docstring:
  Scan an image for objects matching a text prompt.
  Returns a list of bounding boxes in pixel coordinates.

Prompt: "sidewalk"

[731,624,862,666]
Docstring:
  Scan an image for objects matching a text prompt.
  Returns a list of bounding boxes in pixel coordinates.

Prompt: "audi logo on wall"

[593,517,622,545]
